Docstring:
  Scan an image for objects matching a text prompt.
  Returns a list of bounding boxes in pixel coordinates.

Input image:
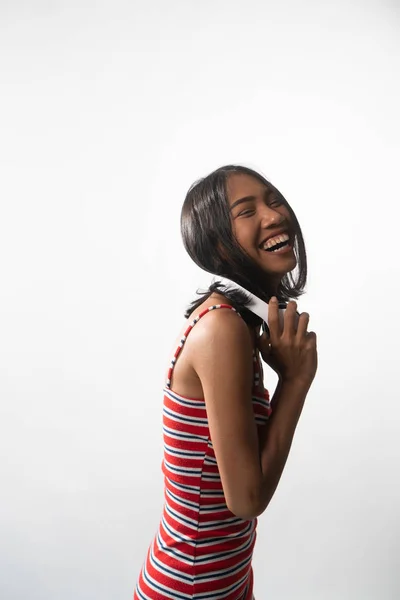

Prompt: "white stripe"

[158,521,255,562]
[157,524,197,558]
[148,543,194,587]
[142,559,192,600]
[163,407,209,426]
[192,572,247,600]
[164,388,205,407]
[164,503,200,529]
[198,502,228,512]
[163,458,203,475]
[165,476,200,494]
[163,425,208,443]
[165,487,199,510]
[164,445,205,459]
[193,555,252,584]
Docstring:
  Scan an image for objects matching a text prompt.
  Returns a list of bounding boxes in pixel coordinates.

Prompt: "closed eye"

[269,198,282,207]
[238,209,255,217]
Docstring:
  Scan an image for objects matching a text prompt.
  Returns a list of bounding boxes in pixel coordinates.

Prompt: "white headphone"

[212,275,299,334]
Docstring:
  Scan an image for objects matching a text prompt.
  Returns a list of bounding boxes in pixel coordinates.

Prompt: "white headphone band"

[212,276,271,322]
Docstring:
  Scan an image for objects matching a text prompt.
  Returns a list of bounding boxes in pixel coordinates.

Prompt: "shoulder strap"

[165,304,241,389]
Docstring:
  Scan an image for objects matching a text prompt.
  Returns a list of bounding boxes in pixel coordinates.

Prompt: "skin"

[166,172,297,399]
[226,172,297,295]
[164,172,316,519]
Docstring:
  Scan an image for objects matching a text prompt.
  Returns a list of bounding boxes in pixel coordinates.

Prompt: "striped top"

[134,305,272,600]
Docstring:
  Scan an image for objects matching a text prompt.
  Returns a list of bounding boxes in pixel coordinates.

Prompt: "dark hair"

[181,164,307,326]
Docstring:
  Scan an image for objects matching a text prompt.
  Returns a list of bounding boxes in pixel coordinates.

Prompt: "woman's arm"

[255,378,310,516]
[187,308,311,520]
[269,375,282,412]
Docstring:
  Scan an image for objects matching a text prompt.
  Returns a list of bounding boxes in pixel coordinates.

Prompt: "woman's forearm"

[269,375,283,412]
[255,378,311,516]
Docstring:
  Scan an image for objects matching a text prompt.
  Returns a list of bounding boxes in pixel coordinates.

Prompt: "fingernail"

[270,296,277,303]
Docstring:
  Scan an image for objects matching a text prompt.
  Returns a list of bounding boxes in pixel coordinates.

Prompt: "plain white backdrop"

[1,1,399,598]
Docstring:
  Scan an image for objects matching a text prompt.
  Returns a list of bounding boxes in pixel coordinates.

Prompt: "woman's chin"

[259,250,297,274]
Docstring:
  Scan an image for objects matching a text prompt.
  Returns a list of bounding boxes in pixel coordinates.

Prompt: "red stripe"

[134,305,271,599]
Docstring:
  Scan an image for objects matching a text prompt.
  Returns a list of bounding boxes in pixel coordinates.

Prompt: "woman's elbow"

[227,492,267,520]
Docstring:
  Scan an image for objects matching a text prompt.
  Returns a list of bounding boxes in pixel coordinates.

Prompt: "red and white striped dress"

[134,305,272,600]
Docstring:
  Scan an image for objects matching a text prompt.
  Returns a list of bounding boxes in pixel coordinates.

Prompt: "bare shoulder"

[182,295,264,519]
[184,295,252,360]
[182,296,255,388]
[165,294,254,399]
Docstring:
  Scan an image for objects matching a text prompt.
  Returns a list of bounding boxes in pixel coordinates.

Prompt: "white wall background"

[1,1,399,598]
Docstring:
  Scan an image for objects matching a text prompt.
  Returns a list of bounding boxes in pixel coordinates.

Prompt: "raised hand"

[257,297,318,386]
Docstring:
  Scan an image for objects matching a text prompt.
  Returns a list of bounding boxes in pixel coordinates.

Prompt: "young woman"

[133,165,318,600]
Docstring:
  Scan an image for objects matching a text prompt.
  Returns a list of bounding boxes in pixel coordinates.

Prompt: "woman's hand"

[257,297,318,386]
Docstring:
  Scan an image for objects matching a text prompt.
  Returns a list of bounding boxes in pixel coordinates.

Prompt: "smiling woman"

[133,165,318,600]
[181,165,308,326]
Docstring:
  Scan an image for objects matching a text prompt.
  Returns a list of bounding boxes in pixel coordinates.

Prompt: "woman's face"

[226,173,297,280]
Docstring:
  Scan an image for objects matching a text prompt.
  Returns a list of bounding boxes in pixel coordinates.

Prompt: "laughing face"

[226,173,297,284]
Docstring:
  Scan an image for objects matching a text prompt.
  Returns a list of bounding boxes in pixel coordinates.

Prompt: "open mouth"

[261,232,293,253]
[264,239,290,252]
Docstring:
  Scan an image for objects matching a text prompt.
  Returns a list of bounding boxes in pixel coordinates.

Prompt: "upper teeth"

[263,232,289,250]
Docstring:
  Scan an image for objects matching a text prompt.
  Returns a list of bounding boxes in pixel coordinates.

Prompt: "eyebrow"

[230,188,273,211]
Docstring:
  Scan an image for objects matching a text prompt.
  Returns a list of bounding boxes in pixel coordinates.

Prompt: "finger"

[282,300,298,338]
[306,331,317,346]
[267,297,281,341]
[296,312,310,340]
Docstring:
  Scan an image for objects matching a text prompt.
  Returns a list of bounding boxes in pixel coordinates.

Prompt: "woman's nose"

[259,204,285,227]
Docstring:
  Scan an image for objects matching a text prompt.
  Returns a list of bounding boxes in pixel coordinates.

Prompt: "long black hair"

[181,164,308,327]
